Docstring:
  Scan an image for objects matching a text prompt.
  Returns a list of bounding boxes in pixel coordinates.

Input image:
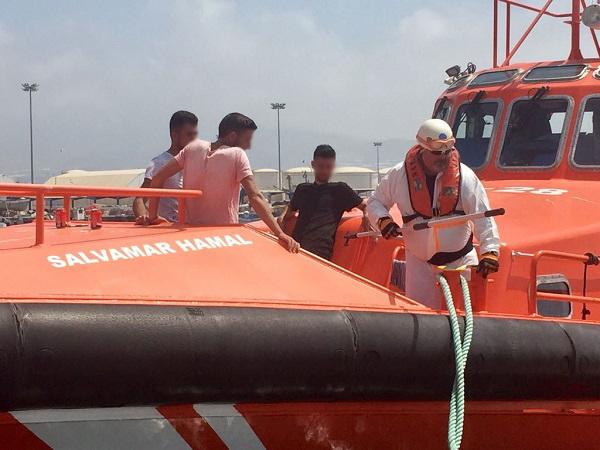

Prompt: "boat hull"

[2,303,600,448]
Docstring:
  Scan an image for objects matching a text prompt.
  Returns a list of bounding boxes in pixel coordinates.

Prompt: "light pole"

[373,142,383,182]
[22,83,39,184]
[271,102,286,190]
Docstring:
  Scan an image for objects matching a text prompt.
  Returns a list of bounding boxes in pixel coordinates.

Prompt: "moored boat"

[3,1,600,449]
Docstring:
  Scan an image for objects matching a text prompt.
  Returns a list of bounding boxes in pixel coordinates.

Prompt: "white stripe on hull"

[194,403,266,450]
[11,407,192,450]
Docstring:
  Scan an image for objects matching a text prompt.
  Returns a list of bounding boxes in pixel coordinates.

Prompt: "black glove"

[477,252,499,278]
[377,217,402,239]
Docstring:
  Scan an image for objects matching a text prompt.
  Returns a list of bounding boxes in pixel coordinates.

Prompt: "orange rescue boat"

[2,1,600,449]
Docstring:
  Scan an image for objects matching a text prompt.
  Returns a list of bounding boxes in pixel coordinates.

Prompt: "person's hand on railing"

[277,232,300,253]
[142,215,169,226]
[135,214,151,226]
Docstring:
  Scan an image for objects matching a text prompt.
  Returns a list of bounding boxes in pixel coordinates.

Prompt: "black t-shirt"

[290,182,363,260]
[426,173,436,199]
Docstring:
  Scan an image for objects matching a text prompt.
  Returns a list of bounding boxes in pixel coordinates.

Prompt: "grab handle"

[413,208,505,231]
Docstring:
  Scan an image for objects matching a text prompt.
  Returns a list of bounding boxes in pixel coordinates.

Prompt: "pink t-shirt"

[174,139,253,225]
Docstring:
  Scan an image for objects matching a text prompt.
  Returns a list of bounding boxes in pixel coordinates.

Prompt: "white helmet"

[416,118,455,152]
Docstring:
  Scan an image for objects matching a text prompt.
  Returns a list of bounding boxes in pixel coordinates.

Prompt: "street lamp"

[22,83,39,184]
[271,102,286,190]
[373,142,383,182]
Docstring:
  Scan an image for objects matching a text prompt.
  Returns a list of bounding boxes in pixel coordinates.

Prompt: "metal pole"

[493,0,498,67]
[373,142,383,182]
[506,2,511,60]
[277,108,281,190]
[376,146,380,182]
[35,192,44,245]
[29,89,34,184]
[64,194,71,220]
[568,0,583,60]
[271,102,286,190]
[22,83,38,183]
[178,198,186,225]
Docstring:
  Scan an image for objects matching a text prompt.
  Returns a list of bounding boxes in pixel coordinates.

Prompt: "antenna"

[582,4,600,30]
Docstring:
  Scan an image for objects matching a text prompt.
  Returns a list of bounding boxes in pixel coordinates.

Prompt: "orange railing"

[493,0,595,67]
[0,183,202,245]
[528,250,600,315]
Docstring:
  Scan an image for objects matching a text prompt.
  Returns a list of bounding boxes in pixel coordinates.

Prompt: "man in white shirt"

[367,119,501,307]
[133,111,198,224]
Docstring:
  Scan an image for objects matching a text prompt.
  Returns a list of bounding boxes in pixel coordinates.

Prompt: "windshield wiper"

[456,90,487,126]
[470,90,486,104]
[530,86,549,102]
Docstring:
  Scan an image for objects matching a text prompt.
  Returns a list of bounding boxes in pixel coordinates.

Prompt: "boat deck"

[0,221,427,312]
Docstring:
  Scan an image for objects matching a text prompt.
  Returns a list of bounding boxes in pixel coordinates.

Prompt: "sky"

[1,0,597,181]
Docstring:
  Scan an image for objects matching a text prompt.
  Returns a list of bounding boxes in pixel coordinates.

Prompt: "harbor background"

[1,0,585,184]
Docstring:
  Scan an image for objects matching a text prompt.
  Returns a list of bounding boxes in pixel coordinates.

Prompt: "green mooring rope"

[437,274,474,450]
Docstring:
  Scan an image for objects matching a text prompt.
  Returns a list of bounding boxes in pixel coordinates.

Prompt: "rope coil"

[437,273,474,450]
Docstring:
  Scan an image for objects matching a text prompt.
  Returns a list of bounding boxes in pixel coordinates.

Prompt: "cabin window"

[537,278,571,318]
[452,101,499,168]
[499,98,569,168]
[469,69,519,87]
[433,98,451,121]
[572,97,600,166]
[446,75,472,92]
[524,64,586,82]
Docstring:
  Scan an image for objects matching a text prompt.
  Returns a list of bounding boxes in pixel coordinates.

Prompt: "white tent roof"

[335,166,375,174]
[44,169,145,187]
[284,167,313,174]
[285,166,375,174]
[254,168,279,173]
[0,174,16,183]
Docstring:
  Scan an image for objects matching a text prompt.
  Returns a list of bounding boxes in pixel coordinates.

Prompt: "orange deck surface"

[0,222,425,312]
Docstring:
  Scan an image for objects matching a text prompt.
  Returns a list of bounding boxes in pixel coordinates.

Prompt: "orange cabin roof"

[436,60,600,182]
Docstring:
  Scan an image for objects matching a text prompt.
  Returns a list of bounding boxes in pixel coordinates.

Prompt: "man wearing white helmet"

[366,118,500,308]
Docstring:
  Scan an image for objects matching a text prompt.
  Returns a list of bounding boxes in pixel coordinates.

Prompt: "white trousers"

[405,249,479,309]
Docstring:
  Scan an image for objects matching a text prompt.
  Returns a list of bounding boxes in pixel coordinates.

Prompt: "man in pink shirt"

[147,113,299,252]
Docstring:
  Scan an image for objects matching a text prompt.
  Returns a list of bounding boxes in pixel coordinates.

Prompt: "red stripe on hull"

[157,404,227,450]
[236,402,600,450]
[0,413,50,450]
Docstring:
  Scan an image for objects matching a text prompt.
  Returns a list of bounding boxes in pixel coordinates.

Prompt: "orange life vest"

[404,145,461,222]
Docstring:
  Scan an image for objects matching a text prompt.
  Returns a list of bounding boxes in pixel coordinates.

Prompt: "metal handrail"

[493,0,590,67]
[528,250,600,315]
[536,291,600,305]
[386,246,404,292]
[0,182,202,245]
[499,0,570,18]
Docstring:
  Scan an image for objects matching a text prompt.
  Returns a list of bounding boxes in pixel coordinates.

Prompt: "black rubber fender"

[0,303,598,410]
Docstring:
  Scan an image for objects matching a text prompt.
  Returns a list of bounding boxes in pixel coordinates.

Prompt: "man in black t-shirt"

[280,145,367,260]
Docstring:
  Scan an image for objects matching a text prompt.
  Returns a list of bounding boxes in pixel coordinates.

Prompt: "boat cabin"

[329,0,600,321]
[434,60,600,181]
